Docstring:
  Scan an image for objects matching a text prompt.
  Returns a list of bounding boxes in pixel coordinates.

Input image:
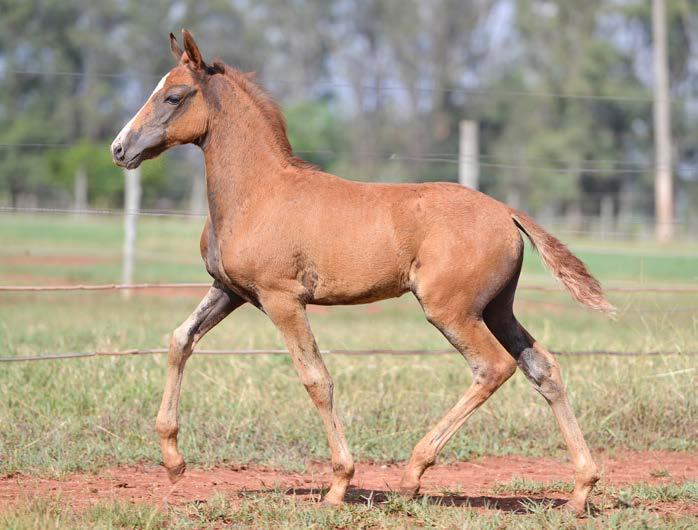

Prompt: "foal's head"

[111,30,224,169]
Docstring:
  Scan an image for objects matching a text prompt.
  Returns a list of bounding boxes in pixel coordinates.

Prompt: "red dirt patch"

[1,451,695,515]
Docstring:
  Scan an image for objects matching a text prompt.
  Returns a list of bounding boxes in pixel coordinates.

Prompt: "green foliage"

[1,0,698,217]
[285,100,343,170]
[45,141,122,202]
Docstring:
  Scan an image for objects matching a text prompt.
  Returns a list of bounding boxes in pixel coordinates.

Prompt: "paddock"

[0,213,696,527]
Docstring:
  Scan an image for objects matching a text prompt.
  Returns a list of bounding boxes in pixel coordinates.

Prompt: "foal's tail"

[510,209,616,315]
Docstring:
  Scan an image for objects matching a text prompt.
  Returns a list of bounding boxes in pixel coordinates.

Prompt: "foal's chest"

[202,222,261,306]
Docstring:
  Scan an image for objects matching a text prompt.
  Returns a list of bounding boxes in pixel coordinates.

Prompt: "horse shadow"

[242,486,568,514]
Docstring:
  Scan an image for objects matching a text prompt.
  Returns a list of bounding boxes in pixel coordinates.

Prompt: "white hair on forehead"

[148,72,171,100]
[112,72,171,147]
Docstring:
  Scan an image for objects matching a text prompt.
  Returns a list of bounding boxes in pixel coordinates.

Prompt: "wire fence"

[2,68,696,363]
[2,283,696,361]
[1,206,694,242]
[1,281,698,293]
[2,67,670,103]
[1,347,696,363]
[0,142,686,176]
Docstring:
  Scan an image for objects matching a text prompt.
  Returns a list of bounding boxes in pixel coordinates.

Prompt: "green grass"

[491,478,698,504]
[2,492,697,529]
[0,292,696,477]
[1,493,696,530]
[0,214,696,527]
[620,482,698,503]
[492,477,574,495]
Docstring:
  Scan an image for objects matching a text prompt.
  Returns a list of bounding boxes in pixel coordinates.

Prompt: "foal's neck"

[200,77,296,225]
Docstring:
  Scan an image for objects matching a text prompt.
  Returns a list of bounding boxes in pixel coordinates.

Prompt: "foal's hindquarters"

[397,213,599,513]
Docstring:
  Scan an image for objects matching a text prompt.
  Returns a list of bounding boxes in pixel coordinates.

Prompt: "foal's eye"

[165,95,182,105]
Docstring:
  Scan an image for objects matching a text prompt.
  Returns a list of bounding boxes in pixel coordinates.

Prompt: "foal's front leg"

[263,295,354,505]
[155,282,244,482]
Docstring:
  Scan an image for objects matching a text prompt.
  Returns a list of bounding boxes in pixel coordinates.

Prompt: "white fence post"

[458,120,479,190]
[652,0,674,242]
[122,167,141,299]
[73,166,88,215]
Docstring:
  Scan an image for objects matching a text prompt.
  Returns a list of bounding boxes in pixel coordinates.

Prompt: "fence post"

[652,0,674,243]
[73,166,88,215]
[458,120,479,190]
[122,167,141,299]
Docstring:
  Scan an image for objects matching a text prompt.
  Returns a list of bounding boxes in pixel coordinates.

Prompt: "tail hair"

[511,209,616,316]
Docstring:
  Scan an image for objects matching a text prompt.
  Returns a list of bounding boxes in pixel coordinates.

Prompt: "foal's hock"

[111,29,613,514]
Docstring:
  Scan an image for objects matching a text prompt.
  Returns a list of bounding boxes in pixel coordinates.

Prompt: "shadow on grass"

[273,487,568,513]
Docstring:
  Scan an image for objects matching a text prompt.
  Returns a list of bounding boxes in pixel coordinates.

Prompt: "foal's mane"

[213,61,315,170]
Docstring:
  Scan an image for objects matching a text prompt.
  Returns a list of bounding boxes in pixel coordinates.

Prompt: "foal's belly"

[309,273,410,305]
[305,245,414,305]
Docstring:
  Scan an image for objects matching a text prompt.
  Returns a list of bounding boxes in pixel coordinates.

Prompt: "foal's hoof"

[561,500,589,518]
[398,483,420,499]
[321,489,345,507]
[165,461,186,484]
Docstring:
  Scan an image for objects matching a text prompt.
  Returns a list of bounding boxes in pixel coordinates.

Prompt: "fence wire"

[1,348,695,363]
[1,282,697,293]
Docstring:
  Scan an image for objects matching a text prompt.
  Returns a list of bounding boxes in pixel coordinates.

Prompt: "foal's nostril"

[113,142,124,160]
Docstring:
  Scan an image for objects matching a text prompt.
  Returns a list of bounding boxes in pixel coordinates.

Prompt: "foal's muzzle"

[111,127,165,169]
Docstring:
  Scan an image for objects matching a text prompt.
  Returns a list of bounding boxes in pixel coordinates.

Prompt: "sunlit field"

[1,214,696,528]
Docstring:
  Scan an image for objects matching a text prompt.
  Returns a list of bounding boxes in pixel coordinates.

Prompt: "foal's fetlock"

[565,466,600,516]
[578,465,600,487]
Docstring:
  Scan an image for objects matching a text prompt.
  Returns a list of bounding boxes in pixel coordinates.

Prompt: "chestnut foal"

[111,30,614,513]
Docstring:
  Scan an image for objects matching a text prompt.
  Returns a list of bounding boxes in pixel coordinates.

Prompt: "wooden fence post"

[458,120,479,190]
[122,167,141,299]
[652,0,674,242]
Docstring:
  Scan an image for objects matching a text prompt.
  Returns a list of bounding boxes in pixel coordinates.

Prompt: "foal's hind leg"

[487,313,599,514]
[261,295,354,506]
[399,314,517,497]
[155,281,244,483]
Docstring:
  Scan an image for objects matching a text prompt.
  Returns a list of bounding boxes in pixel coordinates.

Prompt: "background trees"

[1,0,697,229]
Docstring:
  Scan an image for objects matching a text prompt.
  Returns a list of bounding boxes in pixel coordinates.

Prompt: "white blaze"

[112,72,170,149]
[149,72,170,99]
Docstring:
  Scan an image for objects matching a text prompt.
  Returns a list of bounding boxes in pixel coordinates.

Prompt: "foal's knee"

[169,324,194,364]
[300,366,333,404]
[334,457,355,481]
[475,357,517,393]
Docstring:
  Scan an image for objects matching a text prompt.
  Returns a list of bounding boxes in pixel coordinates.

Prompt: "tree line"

[1,0,697,229]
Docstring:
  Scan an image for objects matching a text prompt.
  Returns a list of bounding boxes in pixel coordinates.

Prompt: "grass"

[0,293,695,477]
[492,477,574,495]
[0,213,696,527]
[491,477,698,503]
[621,482,698,503]
[2,492,698,530]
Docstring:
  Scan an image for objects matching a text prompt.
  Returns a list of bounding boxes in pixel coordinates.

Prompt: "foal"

[111,30,614,514]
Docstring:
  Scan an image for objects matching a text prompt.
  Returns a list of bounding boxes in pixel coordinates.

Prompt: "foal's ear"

[182,29,205,70]
[169,33,183,63]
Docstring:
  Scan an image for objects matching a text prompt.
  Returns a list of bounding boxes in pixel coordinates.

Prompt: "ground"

[0,214,696,528]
